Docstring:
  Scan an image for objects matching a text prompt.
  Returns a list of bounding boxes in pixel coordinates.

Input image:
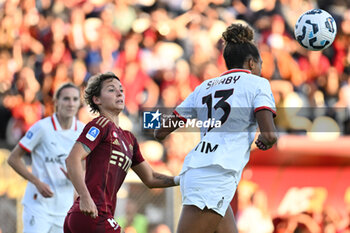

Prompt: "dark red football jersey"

[69,116,144,216]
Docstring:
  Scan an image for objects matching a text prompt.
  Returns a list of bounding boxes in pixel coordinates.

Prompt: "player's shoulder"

[34,116,52,129]
[88,116,112,129]
[247,73,268,82]
[82,116,112,138]
[245,74,270,89]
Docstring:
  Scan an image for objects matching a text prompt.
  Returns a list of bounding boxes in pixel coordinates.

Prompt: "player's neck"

[56,113,73,130]
[100,111,119,127]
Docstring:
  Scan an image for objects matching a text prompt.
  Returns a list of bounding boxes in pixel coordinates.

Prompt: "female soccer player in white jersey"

[154,23,278,233]
[7,83,85,233]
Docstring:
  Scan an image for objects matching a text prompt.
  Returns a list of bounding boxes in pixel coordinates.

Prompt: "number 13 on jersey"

[202,88,234,133]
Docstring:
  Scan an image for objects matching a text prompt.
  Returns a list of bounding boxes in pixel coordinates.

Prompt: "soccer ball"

[294,9,337,51]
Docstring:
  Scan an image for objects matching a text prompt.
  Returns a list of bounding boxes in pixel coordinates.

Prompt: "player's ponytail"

[222,23,260,69]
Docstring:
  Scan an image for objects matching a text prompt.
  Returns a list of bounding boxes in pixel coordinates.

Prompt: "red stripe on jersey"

[173,110,187,122]
[220,69,251,76]
[19,142,31,153]
[51,116,57,131]
[254,106,277,118]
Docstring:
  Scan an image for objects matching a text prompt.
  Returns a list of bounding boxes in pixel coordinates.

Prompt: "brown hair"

[54,83,80,111]
[54,82,80,100]
[84,72,120,113]
[222,23,260,69]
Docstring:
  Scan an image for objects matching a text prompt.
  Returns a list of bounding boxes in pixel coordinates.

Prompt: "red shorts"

[64,211,121,233]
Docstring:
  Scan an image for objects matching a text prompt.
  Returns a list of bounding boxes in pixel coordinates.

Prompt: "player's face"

[97,78,125,114]
[56,87,80,118]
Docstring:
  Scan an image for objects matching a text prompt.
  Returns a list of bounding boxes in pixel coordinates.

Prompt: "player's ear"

[248,58,255,71]
[92,96,101,105]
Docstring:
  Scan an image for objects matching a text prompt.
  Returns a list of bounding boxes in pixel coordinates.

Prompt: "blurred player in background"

[154,23,278,233]
[64,72,179,233]
[7,83,84,233]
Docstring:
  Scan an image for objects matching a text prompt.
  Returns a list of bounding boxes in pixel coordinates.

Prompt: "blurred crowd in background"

[0,0,350,232]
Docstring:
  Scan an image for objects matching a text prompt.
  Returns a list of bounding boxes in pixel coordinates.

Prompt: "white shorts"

[23,205,65,233]
[180,165,239,217]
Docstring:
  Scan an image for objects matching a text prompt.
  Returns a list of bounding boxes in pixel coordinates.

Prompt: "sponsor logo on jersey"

[86,126,100,141]
[129,144,133,152]
[109,150,132,172]
[195,141,219,154]
[45,154,66,165]
[26,131,33,139]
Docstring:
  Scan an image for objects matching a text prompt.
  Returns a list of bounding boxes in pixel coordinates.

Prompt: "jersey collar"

[51,113,77,131]
[220,69,251,76]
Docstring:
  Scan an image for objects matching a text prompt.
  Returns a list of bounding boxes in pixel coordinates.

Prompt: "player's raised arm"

[154,112,183,141]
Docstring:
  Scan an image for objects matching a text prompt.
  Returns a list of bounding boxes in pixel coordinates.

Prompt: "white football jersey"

[19,113,84,216]
[175,69,276,175]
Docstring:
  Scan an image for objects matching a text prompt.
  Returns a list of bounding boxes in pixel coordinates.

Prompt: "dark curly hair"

[222,23,260,69]
[84,72,120,113]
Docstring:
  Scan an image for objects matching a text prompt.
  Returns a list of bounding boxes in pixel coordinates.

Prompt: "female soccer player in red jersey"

[155,24,277,233]
[64,72,178,233]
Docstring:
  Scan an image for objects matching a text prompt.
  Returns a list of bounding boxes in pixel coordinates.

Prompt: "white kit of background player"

[7,83,84,233]
[19,113,84,232]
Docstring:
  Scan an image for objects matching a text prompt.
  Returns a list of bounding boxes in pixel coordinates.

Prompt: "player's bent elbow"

[145,183,155,189]
[142,180,156,189]
[7,151,20,169]
[65,156,74,170]
[142,173,159,189]
[7,155,15,168]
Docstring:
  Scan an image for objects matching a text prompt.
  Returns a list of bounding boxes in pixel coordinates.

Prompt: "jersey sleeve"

[77,121,106,151]
[130,134,145,167]
[19,121,44,152]
[174,85,200,121]
[253,79,277,117]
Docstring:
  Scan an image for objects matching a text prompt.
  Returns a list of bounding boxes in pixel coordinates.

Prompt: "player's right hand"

[34,180,54,198]
[80,195,98,219]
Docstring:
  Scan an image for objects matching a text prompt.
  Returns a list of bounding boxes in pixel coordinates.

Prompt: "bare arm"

[132,161,178,188]
[7,144,53,197]
[255,110,278,150]
[65,142,98,218]
[154,113,183,141]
